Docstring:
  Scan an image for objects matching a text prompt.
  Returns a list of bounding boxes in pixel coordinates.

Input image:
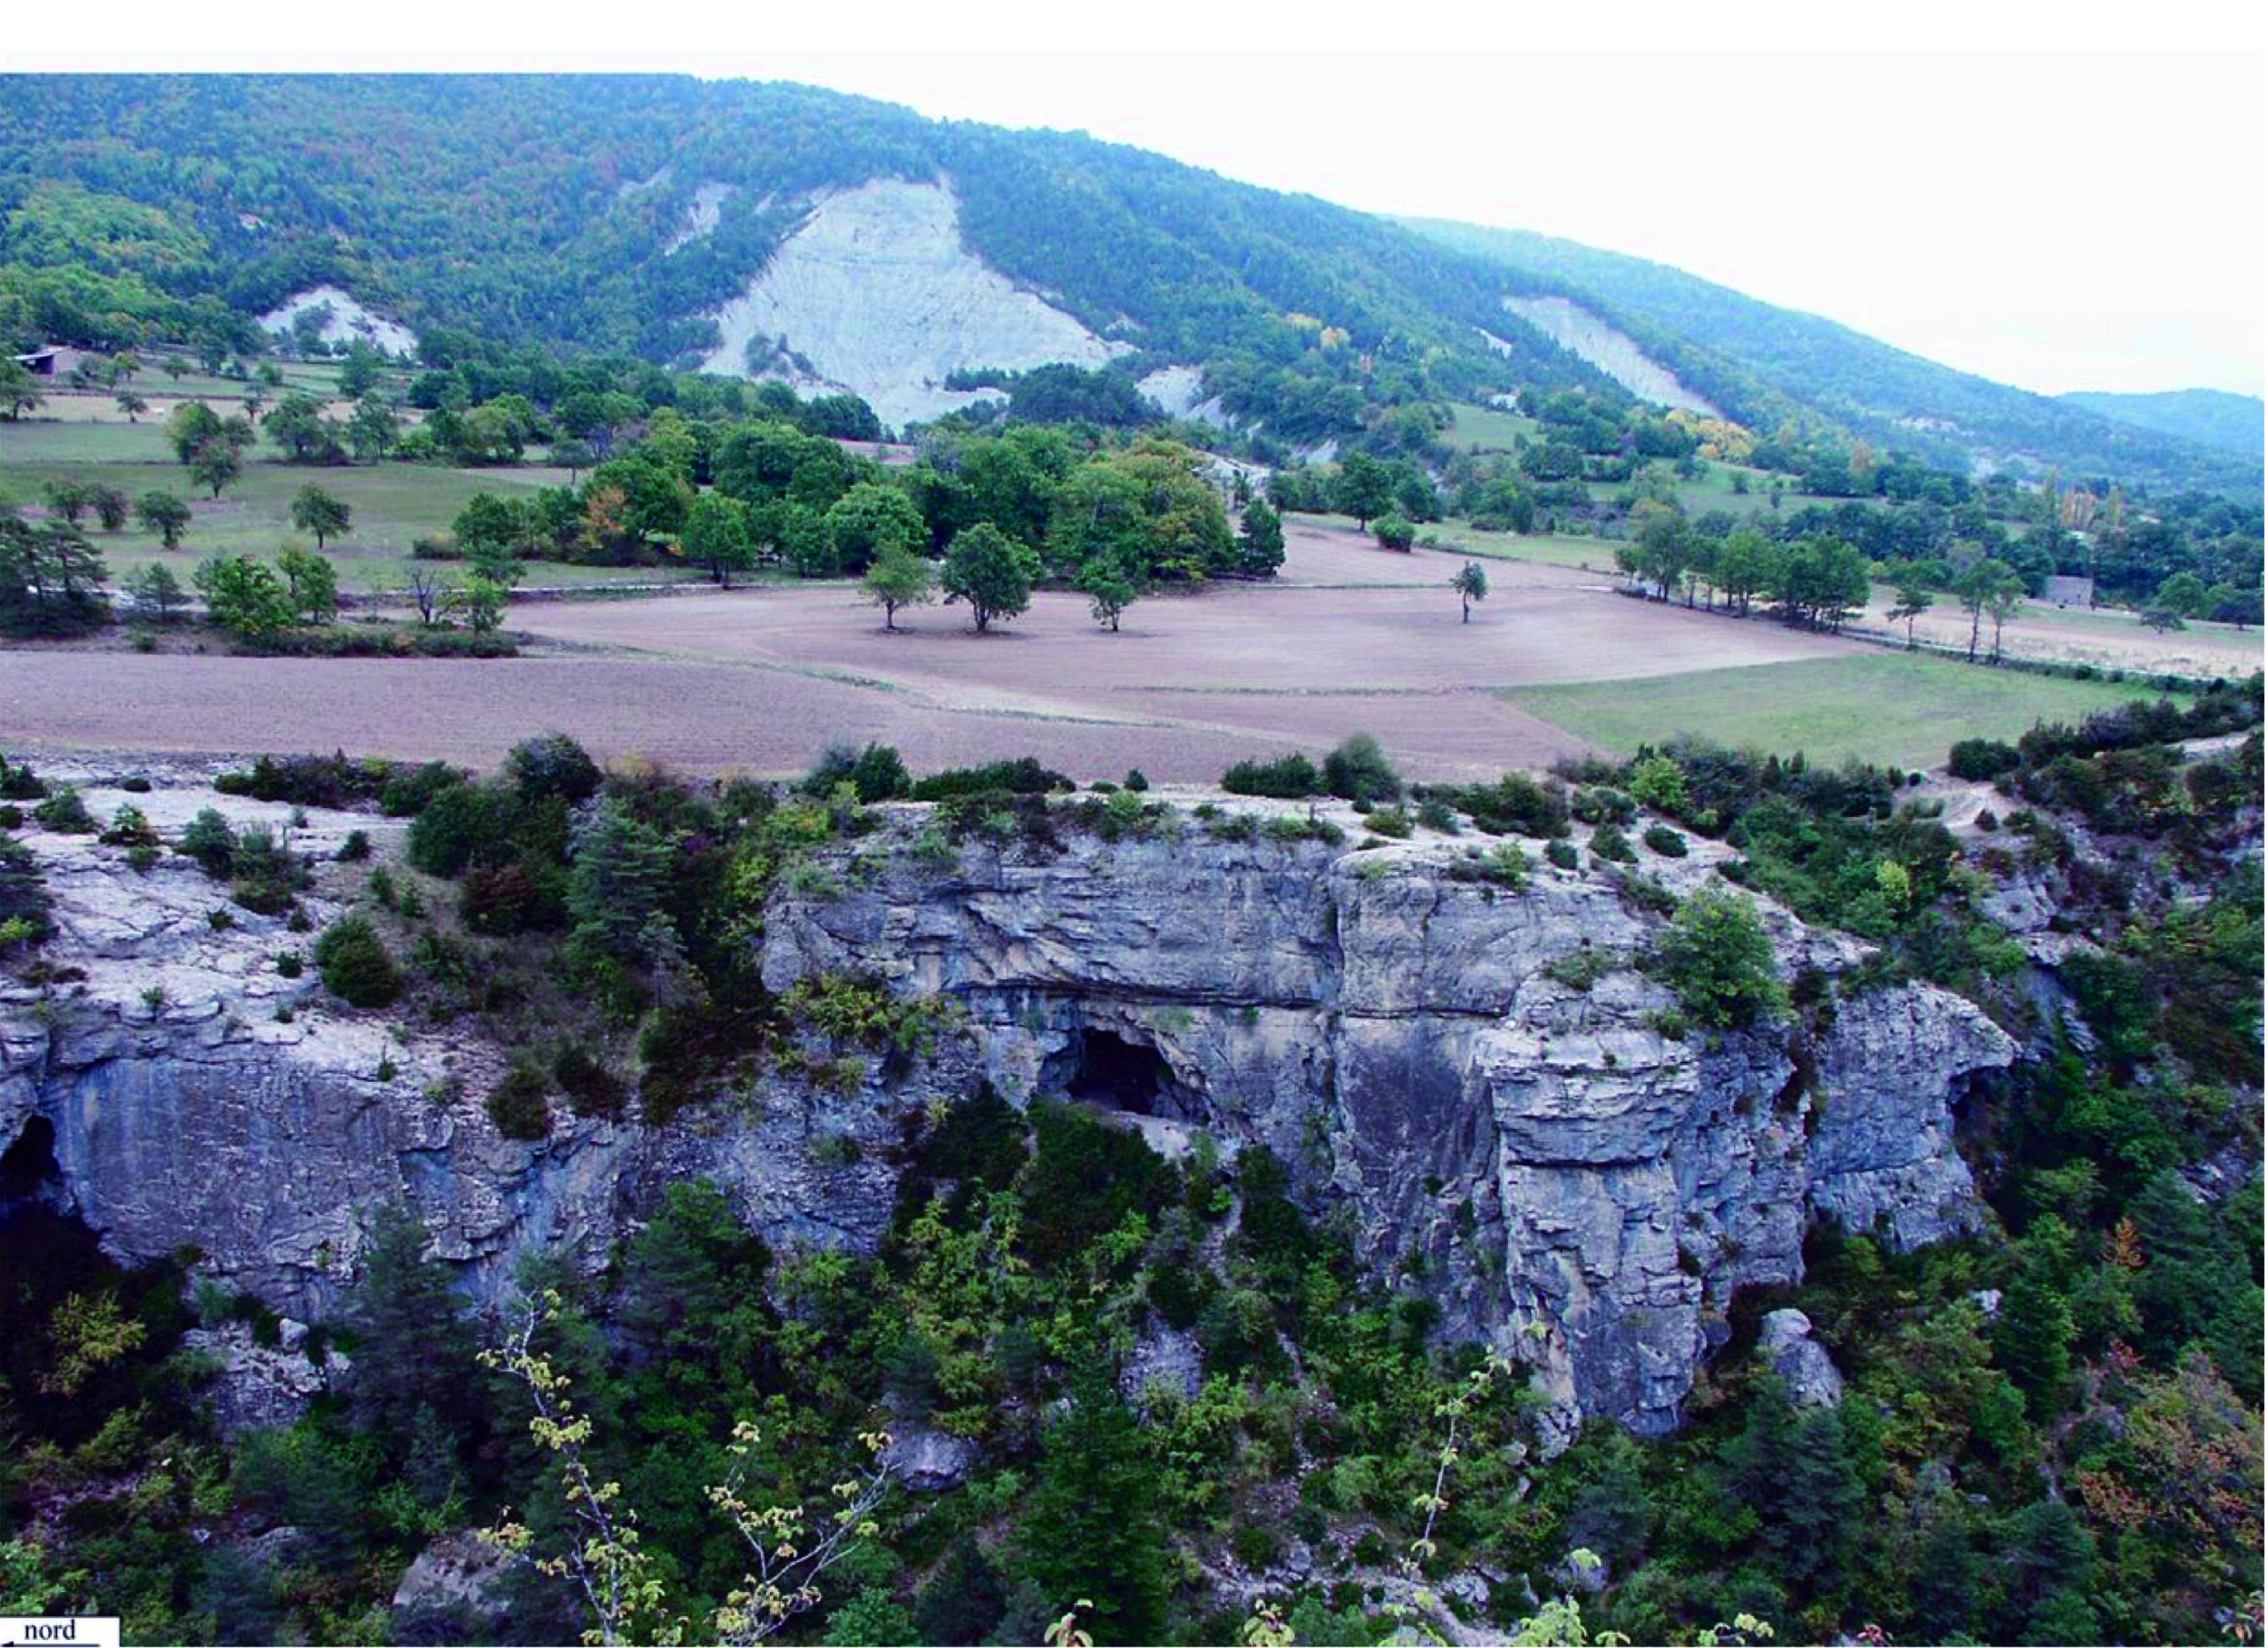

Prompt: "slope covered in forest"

[1406,217,2264,499]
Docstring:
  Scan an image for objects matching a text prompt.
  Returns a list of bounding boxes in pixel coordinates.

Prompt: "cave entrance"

[1,1117,58,1202]
[1065,1028,1185,1119]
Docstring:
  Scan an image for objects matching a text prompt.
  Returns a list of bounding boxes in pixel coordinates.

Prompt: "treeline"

[440,417,1281,591]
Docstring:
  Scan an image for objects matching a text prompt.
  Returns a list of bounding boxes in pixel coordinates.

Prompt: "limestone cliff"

[1,782,2015,1438]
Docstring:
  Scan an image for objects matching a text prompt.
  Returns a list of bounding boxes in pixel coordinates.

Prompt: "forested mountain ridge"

[0,74,1615,442]
[1405,217,2265,500]
[0,73,2255,494]
[2061,387,2264,458]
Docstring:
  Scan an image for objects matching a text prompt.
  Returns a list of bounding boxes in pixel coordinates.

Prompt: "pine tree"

[343,1201,478,1460]
[1020,1364,1169,1644]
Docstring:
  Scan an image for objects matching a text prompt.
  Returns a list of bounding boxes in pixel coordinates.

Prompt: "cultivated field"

[3,513,2185,783]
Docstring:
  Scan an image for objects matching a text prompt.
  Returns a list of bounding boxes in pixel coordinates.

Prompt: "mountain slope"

[1406,217,2264,499]
[2060,387,2264,457]
[0,74,1615,440]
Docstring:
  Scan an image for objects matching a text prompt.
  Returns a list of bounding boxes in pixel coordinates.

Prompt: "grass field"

[1505,651,2177,770]
[1443,402,1541,452]
[0,417,700,592]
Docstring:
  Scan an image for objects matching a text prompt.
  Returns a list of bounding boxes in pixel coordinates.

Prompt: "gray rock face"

[885,1425,979,1493]
[181,1320,350,1434]
[1758,1309,1845,1407]
[3,796,2017,1438]
[756,820,2016,1436]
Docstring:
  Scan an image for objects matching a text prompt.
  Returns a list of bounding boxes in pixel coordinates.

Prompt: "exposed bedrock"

[4,806,2015,1436]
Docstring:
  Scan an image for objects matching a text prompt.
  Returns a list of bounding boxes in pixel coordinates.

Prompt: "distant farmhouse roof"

[2041,575,2094,608]
[12,347,61,375]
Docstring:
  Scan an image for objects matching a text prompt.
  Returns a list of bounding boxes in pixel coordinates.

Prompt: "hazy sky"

[709,49,2265,400]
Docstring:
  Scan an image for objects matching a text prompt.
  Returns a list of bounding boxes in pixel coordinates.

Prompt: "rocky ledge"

[3,783,2016,1439]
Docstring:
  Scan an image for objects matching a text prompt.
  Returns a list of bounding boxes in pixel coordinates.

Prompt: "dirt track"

[1,522,1863,781]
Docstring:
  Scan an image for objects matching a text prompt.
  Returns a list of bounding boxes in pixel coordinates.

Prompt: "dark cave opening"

[1,1116,59,1204]
[1064,1028,1183,1119]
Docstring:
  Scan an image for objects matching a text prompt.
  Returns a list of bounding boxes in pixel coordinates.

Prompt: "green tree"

[87,484,129,532]
[1650,885,1788,1029]
[823,481,926,577]
[189,438,243,500]
[862,544,937,632]
[42,479,91,525]
[113,388,148,422]
[1451,560,1488,622]
[679,492,754,587]
[0,518,108,637]
[943,522,1038,633]
[565,797,676,964]
[289,485,352,548]
[346,393,400,463]
[136,489,190,548]
[1889,578,1935,648]
[1021,1366,1169,1645]
[1234,497,1285,576]
[1332,453,1395,528]
[1715,527,1780,617]
[192,555,296,641]
[1956,558,2024,662]
[1076,551,1142,632]
[0,356,46,420]
[2154,570,2210,618]
[263,391,344,463]
[338,342,384,400]
[342,1201,478,1460]
[123,561,187,622]
[276,546,340,624]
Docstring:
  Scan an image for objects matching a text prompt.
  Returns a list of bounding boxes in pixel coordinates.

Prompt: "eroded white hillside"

[1500,295,1722,417]
[258,287,416,357]
[698,178,1130,432]
[664,182,734,254]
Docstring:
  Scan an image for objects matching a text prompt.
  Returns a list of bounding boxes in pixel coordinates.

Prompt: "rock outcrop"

[3,784,2016,1439]
[697,178,1131,431]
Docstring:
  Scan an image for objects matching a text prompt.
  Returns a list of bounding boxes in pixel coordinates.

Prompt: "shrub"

[1450,771,1572,837]
[1122,768,1149,792]
[1572,786,1637,827]
[276,951,304,978]
[460,860,561,935]
[1373,516,1416,550]
[314,914,402,1007]
[909,756,1069,801]
[1948,737,2022,781]
[32,788,94,834]
[338,829,372,861]
[1363,805,1412,839]
[1647,887,1789,1029]
[1590,823,1637,864]
[407,781,521,876]
[801,741,913,804]
[99,804,159,848]
[553,1042,626,1120]
[505,733,602,804]
[1416,797,1460,835]
[485,1064,553,1140]
[0,757,48,801]
[1221,752,1324,798]
[179,807,237,876]
[1546,839,1580,871]
[1643,823,1689,858]
[1323,733,1402,805]
[380,761,461,818]
[1627,755,1692,817]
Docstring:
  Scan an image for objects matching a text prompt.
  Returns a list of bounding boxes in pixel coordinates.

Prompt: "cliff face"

[2,791,2016,1437]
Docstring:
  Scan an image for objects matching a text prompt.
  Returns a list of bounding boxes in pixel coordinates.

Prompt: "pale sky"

[708,49,2266,400]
